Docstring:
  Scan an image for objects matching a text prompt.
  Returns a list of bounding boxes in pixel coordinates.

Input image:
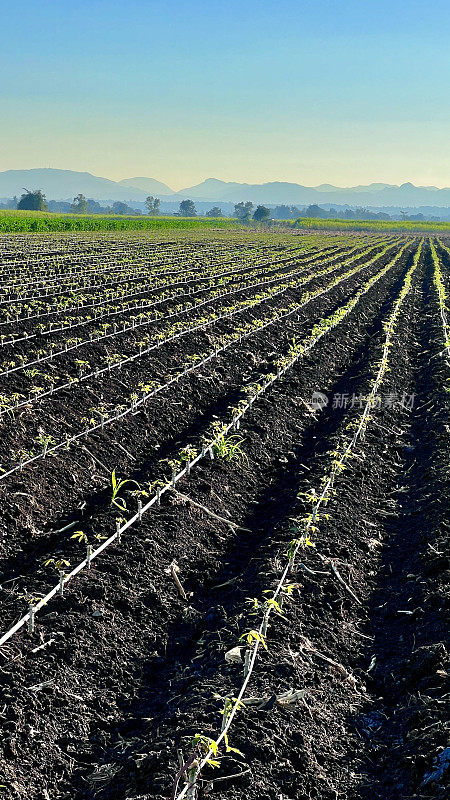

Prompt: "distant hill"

[118,177,174,195]
[0,169,449,208]
[0,169,155,203]
[173,178,450,207]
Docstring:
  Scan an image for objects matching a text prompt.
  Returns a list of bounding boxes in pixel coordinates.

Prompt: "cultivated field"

[0,230,448,800]
[0,212,238,233]
[2,209,450,234]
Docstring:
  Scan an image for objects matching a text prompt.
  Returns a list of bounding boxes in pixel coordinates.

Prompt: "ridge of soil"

[0,236,448,800]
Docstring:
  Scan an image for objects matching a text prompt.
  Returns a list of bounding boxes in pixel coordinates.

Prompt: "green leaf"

[226,745,244,756]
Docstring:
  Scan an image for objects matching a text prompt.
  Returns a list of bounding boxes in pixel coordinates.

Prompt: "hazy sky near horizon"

[1,0,449,190]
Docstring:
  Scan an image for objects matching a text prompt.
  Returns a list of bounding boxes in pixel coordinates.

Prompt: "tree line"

[8,189,430,223]
[12,190,273,221]
[176,199,271,221]
[15,190,141,216]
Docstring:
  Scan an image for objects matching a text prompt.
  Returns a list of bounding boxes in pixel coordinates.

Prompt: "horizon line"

[1,167,450,193]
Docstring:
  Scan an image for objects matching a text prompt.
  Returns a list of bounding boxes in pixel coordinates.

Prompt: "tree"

[48,200,72,213]
[253,205,270,223]
[178,199,197,217]
[304,204,328,218]
[112,201,141,215]
[71,194,87,214]
[112,202,129,215]
[272,205,294,220]
[205,206,223,217]
[86,198,107,214]
[17,189,48,211]
[234,201,253,222]
[145,196,160,215]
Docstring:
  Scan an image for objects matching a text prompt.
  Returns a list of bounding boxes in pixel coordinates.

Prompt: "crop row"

[0,241,412,646]
[0,239,389,386]
[171,239,423,798]
[0,237,278,285]
[0,243,299,313]
[0,243,404,477]
[0,241,412,604]
[0,233,389,302]
[0,234,345,294]
[0,240,264,292]
[0,239,300,304]
[431,240,450,357]
[0,239,369,355]
[0,241,347,334]
[0,232,360,276]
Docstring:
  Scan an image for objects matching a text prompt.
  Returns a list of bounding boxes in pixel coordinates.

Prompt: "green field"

[1,208,450,233]
[0,210,239,232]
[293,216,450,232]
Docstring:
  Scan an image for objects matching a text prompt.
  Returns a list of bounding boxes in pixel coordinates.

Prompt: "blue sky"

[1,0,449,188]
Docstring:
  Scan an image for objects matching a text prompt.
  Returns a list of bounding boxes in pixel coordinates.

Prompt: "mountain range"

[1,168,450,208]
[0,170,171,203]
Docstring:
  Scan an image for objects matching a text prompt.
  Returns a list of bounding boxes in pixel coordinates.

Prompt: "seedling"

[189,734,220,769]
[35,431,56,456]
[239,629,267,650]
[179,445,197,463]
[166,458,181,483]
[145,478,165,496]
[138,380,159,396]
[246,597,259,613]
[261,591,286,619]
[110,469,140,511]
[18,592,43,605]
[71,530,88,544]
[206,422,247,461]
[216,695,245,745]
[74,359,90,376]
[44,558,70,571]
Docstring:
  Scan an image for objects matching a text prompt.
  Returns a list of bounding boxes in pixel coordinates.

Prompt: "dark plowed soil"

[0,240,402,576]
[0,234,448,800]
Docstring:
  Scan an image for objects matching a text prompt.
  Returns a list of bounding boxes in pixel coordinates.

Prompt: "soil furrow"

[0,239,418,800]
[0,245,412,581]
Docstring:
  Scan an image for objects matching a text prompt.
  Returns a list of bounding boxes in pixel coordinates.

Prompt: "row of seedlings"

[0,241,406,477]
[0,241,412,647]
[169,240,423,799]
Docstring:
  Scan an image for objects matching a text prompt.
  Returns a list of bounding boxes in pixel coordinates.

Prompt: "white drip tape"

[0,242,409,649]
